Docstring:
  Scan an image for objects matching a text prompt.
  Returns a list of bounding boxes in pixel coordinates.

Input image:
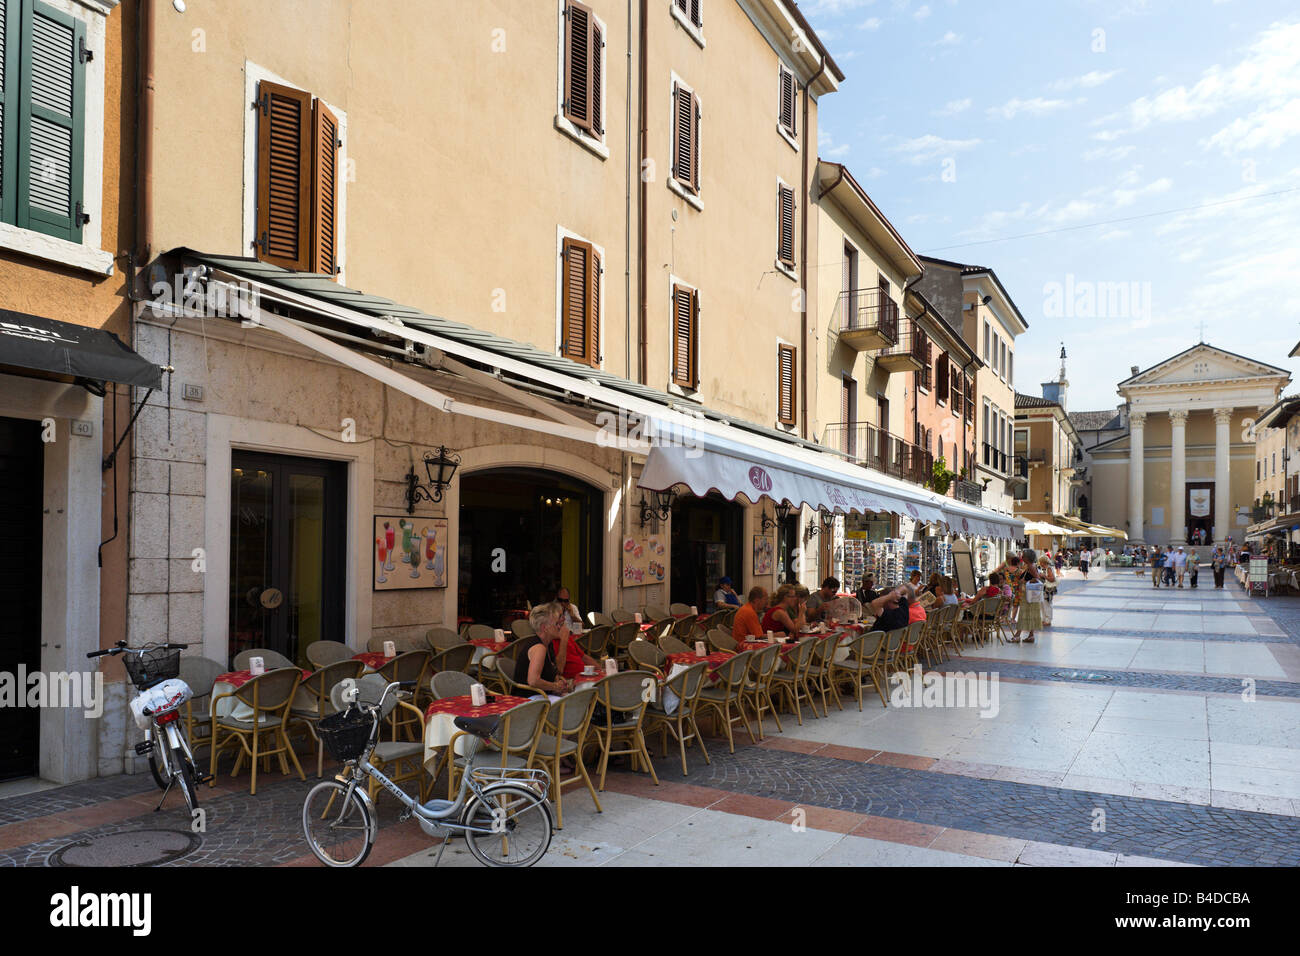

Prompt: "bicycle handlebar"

[85,641,190,660]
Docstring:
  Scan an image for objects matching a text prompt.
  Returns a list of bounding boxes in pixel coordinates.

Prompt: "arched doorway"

[670,492,744,611]
[457,468,604,626]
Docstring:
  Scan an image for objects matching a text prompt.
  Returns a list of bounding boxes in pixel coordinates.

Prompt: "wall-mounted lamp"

[639,488,676,527]
[405,445,460,514]
[804,508,834,541]
[760,500,794,533]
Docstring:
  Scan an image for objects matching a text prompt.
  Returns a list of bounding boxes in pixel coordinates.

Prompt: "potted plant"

[930,457,955,495]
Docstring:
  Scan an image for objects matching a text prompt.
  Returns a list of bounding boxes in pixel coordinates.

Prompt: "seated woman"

[922,572,942,597]
[760,584,806,636]
[514,601,576,696]
[937,576,960,605]
[906,585,928,624]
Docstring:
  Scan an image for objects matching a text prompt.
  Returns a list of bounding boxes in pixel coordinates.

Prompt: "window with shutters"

[0,0,99,250]
[669,75,701,206]
[775,180,795,276]
[777,63,797,146]
[670,281,698,391]
[935,353,949,404]
[777,343,796,426]
[670,0,705,47]
[560,1,606,152]
[558,233,602,368]
[252,76,342,278]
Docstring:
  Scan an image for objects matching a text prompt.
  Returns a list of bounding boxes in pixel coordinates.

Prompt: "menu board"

[622,532,666,587]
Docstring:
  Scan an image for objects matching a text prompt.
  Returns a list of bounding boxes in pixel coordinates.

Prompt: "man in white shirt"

[555,587,584,629]
[1172,547,1188,587]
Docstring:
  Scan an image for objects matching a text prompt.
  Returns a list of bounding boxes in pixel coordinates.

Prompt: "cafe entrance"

[670,492,743,611]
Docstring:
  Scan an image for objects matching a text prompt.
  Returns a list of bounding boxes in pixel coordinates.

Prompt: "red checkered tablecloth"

[424,694,530,722]
[352,652,393,669]
[665,651,734,674]
[738,640,797,660]
[469,638,511,650]
[215,669,311,689]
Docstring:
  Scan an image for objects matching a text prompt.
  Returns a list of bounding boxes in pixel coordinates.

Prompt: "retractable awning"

[1023,521,1075,536]
[170,251,1023,540]
[0,309,164,389]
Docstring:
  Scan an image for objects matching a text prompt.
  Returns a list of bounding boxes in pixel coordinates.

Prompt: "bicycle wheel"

[463,785,553,867]
[302,780,373,868]
[147,731,168,790]
[171,743,199,816]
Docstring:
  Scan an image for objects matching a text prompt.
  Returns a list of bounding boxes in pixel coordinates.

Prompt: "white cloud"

[1204,99,1300,154]
[1083,144,1136,161]
[1049,69,1122,92]
[858,16,883,30]
[986,97,1074,120]
[935,98,972,116]
[890,134,981,163]
[825,142,851,158]
[802,0,878,14]
[914,4,931,19]
[933,30,962,46]
[1112,176,1173,207]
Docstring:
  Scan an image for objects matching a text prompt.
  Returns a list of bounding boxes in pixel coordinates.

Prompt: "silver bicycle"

[302,679,554,867]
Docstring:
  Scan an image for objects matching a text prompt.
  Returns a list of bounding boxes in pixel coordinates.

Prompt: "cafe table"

[423,693,530,770]
[467,637,512,667]
[664,650,734,677]
[352,651,393,671]
[212,668,313,721]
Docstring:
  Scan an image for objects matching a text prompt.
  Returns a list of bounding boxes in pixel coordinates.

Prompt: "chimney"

[1130,365,1139,377]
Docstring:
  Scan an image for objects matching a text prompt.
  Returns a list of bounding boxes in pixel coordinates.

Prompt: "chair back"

[425,627,463,650]
[610,608,637,624]
[859,630,885,665]
[548,684,598,738]
[658,633,692,655]
[787,637,817,677]
[304,641,352,668]
[837,630,866,666]
[671,616,697,641]
[748,643,781,683]
[495,699,550,756]
[669,603,693,617]
[702,608,730,631]
[233,647,295,671]
[234,667,302,717]
[662,661,710,711]
[628,639,666,673]
[327,673,397,719]
[608,621,641,656]
[511,619,536,640]
[591,612,615,627]
[809,633,838,672]
[707,627,738,652]
[430,643,475,674]
[708,650,753,695]
[496,656,540,696]
[299,659,365,713]
[365,635,388,653]
[466,623,497,642]
[582,624,611,656]
[179,656,225,698]
[596,670,656,726]
[643,605,671,623]
[377,650,432,685]
[431,670,476,699]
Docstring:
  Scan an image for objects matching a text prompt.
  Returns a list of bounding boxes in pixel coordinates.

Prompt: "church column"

[1170,409,1188,545]
[1128,412,1145,543]
[1214,408,1232,543]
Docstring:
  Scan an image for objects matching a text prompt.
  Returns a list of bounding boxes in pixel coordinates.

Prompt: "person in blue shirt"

[713,576,742,609]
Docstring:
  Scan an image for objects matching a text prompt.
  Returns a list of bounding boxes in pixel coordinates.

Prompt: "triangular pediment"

[1121,344,1290,388]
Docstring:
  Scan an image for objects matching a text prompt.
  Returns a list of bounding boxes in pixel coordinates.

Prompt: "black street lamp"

[405,445,461,513]
[638,488,676,527]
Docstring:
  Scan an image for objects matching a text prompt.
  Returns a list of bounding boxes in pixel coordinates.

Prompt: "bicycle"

[86,640,209,816]
[302,678,554,867]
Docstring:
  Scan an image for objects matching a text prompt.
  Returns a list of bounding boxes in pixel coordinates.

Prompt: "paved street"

[3,566,1298,867]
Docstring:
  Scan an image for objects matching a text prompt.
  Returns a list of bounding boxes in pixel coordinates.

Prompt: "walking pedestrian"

[1188,550,1199,588]
[1151,547,1163,588]
[1173,546,1188,587]
[1211,548,1227,589]
[1080,548,1090,578]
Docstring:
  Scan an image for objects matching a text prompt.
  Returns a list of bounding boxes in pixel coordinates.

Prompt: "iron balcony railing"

[952,478,983,506]
[822,422,933,488]
[835,286,899,343]
[984,442,1008,474]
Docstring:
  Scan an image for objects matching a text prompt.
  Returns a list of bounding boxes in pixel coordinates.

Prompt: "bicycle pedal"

[134,740,153,756]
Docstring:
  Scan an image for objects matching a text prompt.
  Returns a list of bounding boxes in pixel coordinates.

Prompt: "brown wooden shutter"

[561,238,597,366]
[778,345,796,425]
[690,0,702,26]
[590,20,603,135]
[779,66,796,136]
[310,100,339,277]
[672,284,697,388]
[778,185,795,267]
[674,84,697,193]
[564,2,592,132]
[256,80,311,271]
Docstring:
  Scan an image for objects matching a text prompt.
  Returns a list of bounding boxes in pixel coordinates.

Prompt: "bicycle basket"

[123,647,182,690]
[318,708,375,762]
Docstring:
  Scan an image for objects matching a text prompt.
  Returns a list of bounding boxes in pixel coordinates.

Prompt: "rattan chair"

[466,623,497,643]
[210,667,305,795]
[430,670,476,699]
[533,685,601,829]
[610,608,637,624]
[608,621,641,666]
[643,605,671,623]
[669,603,694,617]
[707,627,738,653]
[232,647,295,671]
[742,643,783,739]
[830,630,884,712]
[671,615,699,643]
[429,642,476,677]
[591,671,660,790]
[375,651,432,740]
[290,658,366,776]
[445,698,550,799]
[478,640,519,695]
[805,633,844,718]
[327,675,429,804]
[179,656,225,761]
[769,638,818,725]
[658,632,692,655]
[511,619,536,640]
[425,627,464,650]
[702,608,731,632]
[628,638,668,677]
[591,611,615,627]
[305,640,353,668]
[694,649,756,754]
[875,627,908,702]
[581,624,611,657]
[644,661,711,776]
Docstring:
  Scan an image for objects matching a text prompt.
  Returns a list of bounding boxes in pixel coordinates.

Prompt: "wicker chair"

[609,608,637,624]
[511,619,536,640]
[425,627,464,650]
[643,605,671,623]
[533,685,601,829]
[591,671,660,790]
[478,640,519,695]
[671,615,699,643]
[374,651,432,740]
[804,633,844,718]
[430,670,476,699]
[232,648,295,671]
[644,661,711,775]
[769,638,818,725]
[707,627,738,653]
[209,668,305,795]
[607,621,641,666]
[304,641,353,668]
[178,656,225,762]
[465,623,497,643]
[429,643,475,676]
[669,603,694,617]
[628,638,668,677]
[327,675,429,804]
[591,612,615,627]
[581,624,611,657]
[694,650,756,753]
[445,698,550,799]
[830,630,884,712]
[876,627,908,700]
[742,643,783,739]
[290,658,367,776]
[658,632,692,655]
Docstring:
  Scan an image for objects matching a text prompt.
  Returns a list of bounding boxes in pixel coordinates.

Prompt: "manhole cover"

[1050,671,1112,682]
[51,829,201,867]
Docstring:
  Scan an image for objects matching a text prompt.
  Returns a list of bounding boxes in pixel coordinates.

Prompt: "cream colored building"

[1088,345,1289,547]
[1013,391,1083,553]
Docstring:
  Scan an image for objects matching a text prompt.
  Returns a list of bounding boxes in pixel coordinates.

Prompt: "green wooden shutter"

[16,0,85,242]
[0,0,20,223]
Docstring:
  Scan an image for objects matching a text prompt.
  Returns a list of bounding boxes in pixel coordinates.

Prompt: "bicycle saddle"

[454,716,500,739]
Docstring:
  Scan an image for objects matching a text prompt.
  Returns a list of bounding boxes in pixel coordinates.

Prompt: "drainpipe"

[625,0,633,381]
[799,55,826,440]
[135,0,154,266]
[636,0,648,384]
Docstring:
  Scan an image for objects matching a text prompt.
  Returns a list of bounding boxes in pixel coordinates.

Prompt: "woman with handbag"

[1037,554,1057,627]
[1012,552,1043,643]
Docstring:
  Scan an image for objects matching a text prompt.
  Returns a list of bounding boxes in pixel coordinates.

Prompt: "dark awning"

[0,309,163,390]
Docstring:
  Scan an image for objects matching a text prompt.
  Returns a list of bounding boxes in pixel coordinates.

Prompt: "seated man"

[731,586,769,640]
[868,587,910,633]
[856,574,880,604]
[805,577,840,622]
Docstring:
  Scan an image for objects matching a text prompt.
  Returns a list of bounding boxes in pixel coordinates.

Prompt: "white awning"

[1024,521,1074,536]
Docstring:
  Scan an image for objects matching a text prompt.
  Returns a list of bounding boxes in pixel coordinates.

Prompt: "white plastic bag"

[1025,581,1044,604]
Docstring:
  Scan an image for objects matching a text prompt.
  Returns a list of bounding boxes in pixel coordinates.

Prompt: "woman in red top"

[760,584,805,636]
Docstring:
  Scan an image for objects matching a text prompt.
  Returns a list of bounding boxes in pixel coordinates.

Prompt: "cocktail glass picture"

[383,522,396,571]
[423,526,436,570]
[399,519,413,560]
[408,533,423,579]
[375,537,388,584]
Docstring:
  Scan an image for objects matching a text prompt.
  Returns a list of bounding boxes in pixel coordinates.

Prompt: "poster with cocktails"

[374,516,447,590]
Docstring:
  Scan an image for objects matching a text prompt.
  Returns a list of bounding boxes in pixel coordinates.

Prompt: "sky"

[800,0,1300,412]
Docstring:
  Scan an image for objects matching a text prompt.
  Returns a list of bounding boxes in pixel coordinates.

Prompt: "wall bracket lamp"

[405,445,461,514]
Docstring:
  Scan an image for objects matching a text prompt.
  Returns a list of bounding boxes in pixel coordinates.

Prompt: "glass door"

[229,452,346,668]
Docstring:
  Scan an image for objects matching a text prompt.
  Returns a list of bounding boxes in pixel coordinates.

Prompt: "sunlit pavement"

[3,566,1297,866]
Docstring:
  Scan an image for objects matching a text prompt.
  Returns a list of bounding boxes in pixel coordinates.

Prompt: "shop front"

[670,492,744,612]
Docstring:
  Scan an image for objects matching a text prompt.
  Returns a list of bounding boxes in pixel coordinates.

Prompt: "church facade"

[1087,345,1290,547]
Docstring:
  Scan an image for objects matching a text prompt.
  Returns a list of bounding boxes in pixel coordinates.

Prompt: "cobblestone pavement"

[929,658,1300,698]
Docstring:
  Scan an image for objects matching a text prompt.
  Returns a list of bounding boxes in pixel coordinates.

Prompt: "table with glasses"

[423,693,530,769]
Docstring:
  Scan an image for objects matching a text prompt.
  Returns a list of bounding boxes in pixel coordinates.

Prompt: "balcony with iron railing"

[834,287,899,352]
[822,421,933,487]
[952,478,983,505]
[875,318,930,375]
[983,441,1009,474]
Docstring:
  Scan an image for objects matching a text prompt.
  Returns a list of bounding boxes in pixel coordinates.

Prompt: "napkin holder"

[605,658,618,676]
[249,656,265,676]
[382,641,396,659]
[493,628,506,644]
[694,641,707,657]
[470,683,487,707]
[690,605,698,617]
[634,612,643,623]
